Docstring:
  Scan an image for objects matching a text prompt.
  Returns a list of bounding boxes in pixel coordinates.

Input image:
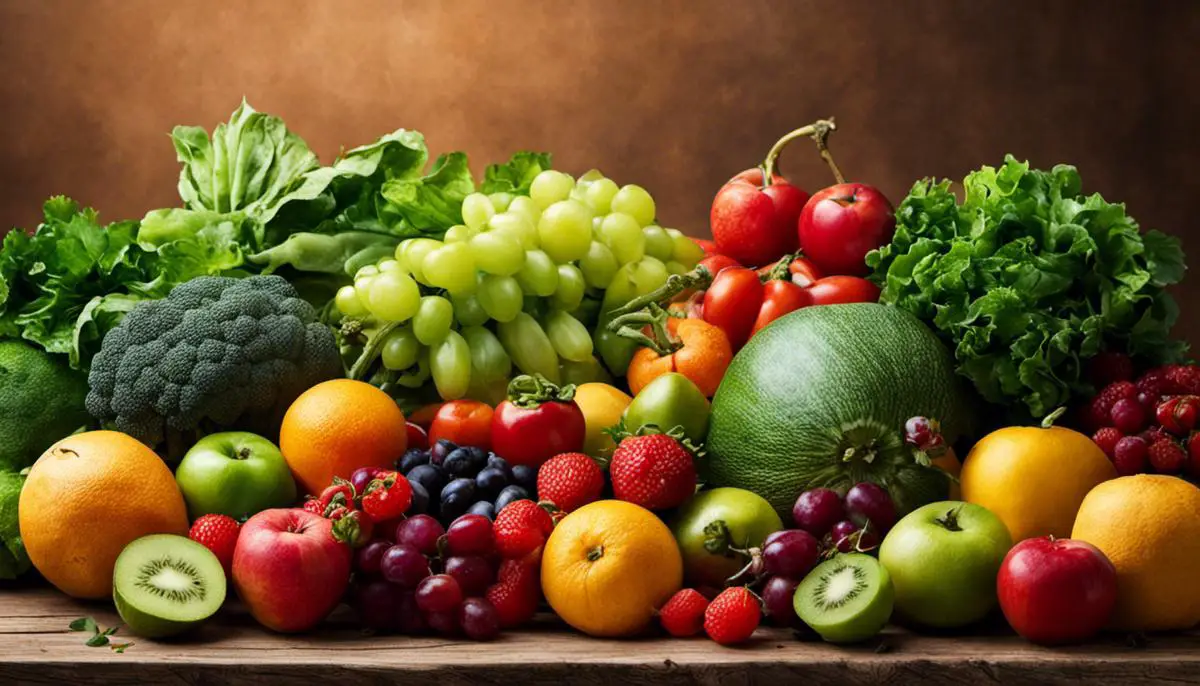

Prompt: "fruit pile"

[1085,360,1200,476]
[393,441,536,525]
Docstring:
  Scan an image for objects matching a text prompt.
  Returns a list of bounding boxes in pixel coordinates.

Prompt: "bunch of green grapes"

[334,169,705,402]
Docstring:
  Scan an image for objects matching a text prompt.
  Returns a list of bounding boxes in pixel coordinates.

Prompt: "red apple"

[997,536,1117,645]
[233,508,352,633]
[711,168,809,268]
[797,183,895,276]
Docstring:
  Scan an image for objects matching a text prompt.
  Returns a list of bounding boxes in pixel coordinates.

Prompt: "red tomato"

[752,280,811,335]
[702,267,764,350]
[692,237,719,256]
[807,276,881,306]
[787,256,824,287]
[428,400,494,449]
[699,253,742,276]
[408,403,443,429]
[491,383,586,468]
[405,422,429,451]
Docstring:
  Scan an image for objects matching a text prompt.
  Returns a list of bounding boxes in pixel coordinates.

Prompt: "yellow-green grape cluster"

[333,169,704,401]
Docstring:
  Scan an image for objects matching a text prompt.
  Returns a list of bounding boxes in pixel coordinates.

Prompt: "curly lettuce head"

[867,155,1186,419]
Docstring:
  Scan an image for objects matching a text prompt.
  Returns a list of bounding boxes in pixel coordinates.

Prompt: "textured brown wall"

[1,0,1198,337]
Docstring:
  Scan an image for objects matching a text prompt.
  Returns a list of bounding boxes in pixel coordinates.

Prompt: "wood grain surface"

[2,587,1199,685]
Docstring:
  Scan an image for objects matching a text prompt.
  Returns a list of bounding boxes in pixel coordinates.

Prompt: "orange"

[573,383,632,458]
[19,431,188,599]
[541,500,682,637]
[280,379,407,496]
[961,424,1115,542]
[1072,475,1200,631]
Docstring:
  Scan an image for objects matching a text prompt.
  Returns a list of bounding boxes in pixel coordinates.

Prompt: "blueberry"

[475,467,509,500]
[486,454,513,479]
[443,448,477,478]
[430,439,457,466]
[440,478,477,523]
[406,480,429,515]
[495,485,531,514]
[407,463,446,495]
[467,501,496,520]
[511,465,537,492]
[398,448,430,474]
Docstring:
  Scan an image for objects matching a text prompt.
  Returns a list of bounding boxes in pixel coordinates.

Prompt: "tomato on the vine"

[752,280,811,335]
[806,275,881,305]
[429,399,494,449]
[701,267,764,350]
[491,375,586,467]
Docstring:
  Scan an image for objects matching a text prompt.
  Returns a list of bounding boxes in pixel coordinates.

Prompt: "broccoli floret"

[86,275,343,452]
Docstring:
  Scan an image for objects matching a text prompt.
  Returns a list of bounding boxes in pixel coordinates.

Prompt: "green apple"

[671,487,782,589]
[175,432,297,520]
[879,500,1012,629]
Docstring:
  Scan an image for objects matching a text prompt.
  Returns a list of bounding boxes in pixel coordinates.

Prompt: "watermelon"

[705,303,976,517]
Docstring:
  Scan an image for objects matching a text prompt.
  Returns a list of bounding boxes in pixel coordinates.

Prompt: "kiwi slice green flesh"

[112,534,226,638]
[794,553,894,643]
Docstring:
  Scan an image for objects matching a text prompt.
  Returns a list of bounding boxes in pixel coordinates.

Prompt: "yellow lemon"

[573,383,632,458]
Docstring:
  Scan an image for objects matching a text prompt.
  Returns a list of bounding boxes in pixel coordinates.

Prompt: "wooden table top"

[2,587,1197,685]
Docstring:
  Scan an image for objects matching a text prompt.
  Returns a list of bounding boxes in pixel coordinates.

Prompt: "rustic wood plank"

[1,588,1198,685]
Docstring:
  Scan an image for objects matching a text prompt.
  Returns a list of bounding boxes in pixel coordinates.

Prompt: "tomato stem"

[762,252,801,282]
[605,267,713,327]
[609,303,682,357]
[761,117,846,187]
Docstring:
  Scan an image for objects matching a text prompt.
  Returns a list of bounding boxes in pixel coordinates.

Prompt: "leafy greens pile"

[867,155,1186,419]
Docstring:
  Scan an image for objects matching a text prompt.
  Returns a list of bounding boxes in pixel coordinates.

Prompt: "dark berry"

[430,439,457,466]
[1091,427,1123,459]
[494,485,531,513]
[1112,436,1148,476]
[399,449,431,474]
[1110,398,1148,434]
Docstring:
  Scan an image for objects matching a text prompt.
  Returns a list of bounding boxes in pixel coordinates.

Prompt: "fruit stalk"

[761,118,845,187]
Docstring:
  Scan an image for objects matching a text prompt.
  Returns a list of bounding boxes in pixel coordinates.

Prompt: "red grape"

[445,555,495,597]
[446,514,495,556]
[1110,398,1148,434]
[761,575,801,627]
[831,520,879,553]
[425,609,460,636]
[844,482,897,532]
[380,543,431,587]
[459,598,501,641]
[396,590,427,635]
[396,514,445,556]
[792,488,845,536]
[355,539,392,575]
[1113,436,1149,476]
[416,574,464,614]
[351,579,406,631]
[761,530,820,578]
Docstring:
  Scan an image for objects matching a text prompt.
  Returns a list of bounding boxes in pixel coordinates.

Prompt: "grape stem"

[761,117,845,187]
[605,266,713,326]
[348,321,399,381]
[610,303,681,357]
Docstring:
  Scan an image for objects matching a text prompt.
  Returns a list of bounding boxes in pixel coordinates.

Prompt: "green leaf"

[0,471,30,580]
[68,617,96,633]
[85,633,110,647]
[379,152,474,231]
[481,151,552,195]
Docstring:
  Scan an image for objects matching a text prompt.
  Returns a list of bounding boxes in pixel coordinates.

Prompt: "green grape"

[381,326,421,370]
[579,241,619,289]
[538,199,593,264]
[584,178,620,214]
[469,230,525,276]
[631,256,671,294]
[354,275,375,303]
[667,228,706,268]
[508,196,541,226]
[577,168,605,185]
[497,312,561,383]
[560,356,611,386]
[489,192,514,212]
[462,193,496,231]
[402,238,442,283]
[642,225,674,261]
[665,260,688,275]
[599,212,646,264]
[393,240,409,262]
[367,270,421,322]
[530,170,575,209]
[488,212,539,250]
[478,274,524,322]
[443,224,474,244]
[430,330,471,400]
[451,292,489,327]
[377,259,402,273]
[611,184,656,226]
[356,264,380,279]
[413,295,454,344]
[592,215,604,238]
[461,325,512,382]
[335,285,367,317]
[544,310,594,362]
[515,249,558,296]
[422,243,477,294]
[551,264,586,311]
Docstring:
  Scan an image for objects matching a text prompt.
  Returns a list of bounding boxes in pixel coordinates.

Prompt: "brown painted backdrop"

[1,1,1198,337]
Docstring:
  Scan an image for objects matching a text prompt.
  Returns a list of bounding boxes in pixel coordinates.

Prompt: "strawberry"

[1088,351,1133,387]
[1166,365,1200,395]
[659,588,709,637]
[537,453,604,513]
[1187,433,1200,478]
[1112,436,1148,476]
[302,498,324,515]
[1085,381,1137,431]
[703,586,761,645]
[1148,437,1187,474]
[486,548,542,628]
[610,434,697,510]
[1156,396,1200,436]
[494,500,555,559]
[317,480,356,518]
[360,471,413,522]
[330,509,374,548]
[1091,427,1123,459]
[188,514,240,576]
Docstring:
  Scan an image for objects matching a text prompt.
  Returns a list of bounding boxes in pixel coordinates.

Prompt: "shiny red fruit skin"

[996,536,1117,645]
[711,169,809,268]
[698,253,742,277]
[692,238,719,256]
[491,400,586,468]
[806,276,881,306]
[702,267,764,350]
[798,183,895,276]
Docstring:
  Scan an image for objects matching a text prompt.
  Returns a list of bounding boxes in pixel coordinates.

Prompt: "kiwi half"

[112,534,226,638]
[794,553,894,643]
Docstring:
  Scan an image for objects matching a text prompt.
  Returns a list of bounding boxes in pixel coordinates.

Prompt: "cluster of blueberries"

[397,439,537,525]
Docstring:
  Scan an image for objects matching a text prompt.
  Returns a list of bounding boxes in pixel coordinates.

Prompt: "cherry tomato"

[807,276,881,306]
[405,422,429,451]
[699,253,742,277]
[787,256,824,287]
[408,403,443,429]
[692,237,719,256]
[701,267,764,350]
[752,280,811,335]
[491,375,586,467]
[428,400,494,449]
